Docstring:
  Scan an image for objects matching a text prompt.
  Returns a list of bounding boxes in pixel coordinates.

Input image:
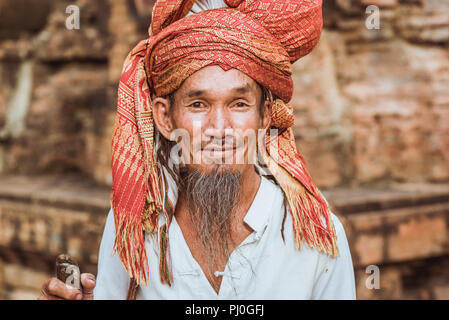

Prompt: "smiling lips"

[203,145,235,151]
[203,145,236,154]
[201,144,241,160]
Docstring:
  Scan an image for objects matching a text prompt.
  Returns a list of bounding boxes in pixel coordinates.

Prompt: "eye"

[190,102,205,109]
[234,102,250,108]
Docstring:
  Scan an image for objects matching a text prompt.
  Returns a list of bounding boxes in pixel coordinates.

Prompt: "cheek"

[170,112,202,156]
[171,110,198,136]
[231,113,263,130]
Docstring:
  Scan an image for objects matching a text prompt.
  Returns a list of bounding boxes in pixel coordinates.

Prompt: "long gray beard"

[180,167,242,275]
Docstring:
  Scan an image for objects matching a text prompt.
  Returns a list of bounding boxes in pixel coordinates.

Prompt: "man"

[39,0,356,300]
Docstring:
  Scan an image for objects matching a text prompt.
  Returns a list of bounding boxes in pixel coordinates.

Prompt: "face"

[153,65,271,175]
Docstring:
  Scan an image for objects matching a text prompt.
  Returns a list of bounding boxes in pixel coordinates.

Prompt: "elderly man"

[39,0,356,300]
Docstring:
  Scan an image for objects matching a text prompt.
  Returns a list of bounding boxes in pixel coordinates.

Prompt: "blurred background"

[0,0,448,300]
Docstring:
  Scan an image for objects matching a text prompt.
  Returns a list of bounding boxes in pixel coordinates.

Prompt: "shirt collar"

[243,176,274,236]
[161,168,276,235]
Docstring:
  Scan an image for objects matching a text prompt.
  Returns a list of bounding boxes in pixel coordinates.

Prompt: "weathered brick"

[0,259,4,289]
[354,234,384,266]
[433,284,449,300]
[8,288,42,300]
[3,263,49,290]
[347,212,383,232]
[361,0,397,7]
[387,216,447,261]
[355,265,402,300]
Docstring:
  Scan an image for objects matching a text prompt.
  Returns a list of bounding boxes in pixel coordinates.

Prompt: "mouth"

[200,143,245,160]
[203,145,236,151]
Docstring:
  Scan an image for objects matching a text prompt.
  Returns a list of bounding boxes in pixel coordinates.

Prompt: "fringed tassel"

[141,198,160,234]
[112,205,150,285]
[159,224,173,286]
[127,278,139,300]
[283,180,340,257]
[259,127,339,258]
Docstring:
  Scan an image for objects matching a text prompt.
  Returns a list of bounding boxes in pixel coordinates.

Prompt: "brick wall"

[0,175,109,299]
[325,184,449,299]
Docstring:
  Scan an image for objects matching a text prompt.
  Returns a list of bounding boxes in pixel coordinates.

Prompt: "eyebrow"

[185,84,253,98]
[233,84,252,94]
[186,90,205,98]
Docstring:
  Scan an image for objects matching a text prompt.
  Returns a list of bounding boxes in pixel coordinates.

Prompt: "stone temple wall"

[0,0,152,184]
[294,0,449,188]
[0,0,448,299]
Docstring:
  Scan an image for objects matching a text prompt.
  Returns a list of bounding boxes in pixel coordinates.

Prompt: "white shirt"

[186,0,228,16]
[94,176,356,300]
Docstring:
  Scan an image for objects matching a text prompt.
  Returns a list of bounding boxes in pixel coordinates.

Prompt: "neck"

[236,165,261,214]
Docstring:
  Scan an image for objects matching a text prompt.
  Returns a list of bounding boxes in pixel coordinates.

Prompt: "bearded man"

[39,0,356,300]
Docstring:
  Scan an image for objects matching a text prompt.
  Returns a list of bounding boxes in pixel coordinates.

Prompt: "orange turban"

[111,0,338,287]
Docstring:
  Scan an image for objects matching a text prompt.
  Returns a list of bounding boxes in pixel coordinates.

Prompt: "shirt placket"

[216,230,265,299]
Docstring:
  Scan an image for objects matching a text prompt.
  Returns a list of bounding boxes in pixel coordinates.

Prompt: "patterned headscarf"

[111,0,338,287]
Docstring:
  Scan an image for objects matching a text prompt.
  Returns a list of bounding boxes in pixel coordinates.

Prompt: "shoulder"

[103,207,116,237]
[262,176,346,237]
[327,212,353,266]
[330,212,346,240]
[264,179,349,258]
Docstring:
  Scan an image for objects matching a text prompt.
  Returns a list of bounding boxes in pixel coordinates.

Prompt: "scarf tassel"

[283,183,339,257]
[159,224,173,285]
[260,129,340,258]
[112,206,150,286]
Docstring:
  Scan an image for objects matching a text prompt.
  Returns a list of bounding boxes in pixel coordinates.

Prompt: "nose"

[203,106,232,141]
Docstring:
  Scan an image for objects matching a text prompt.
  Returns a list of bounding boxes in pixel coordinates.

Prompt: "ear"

[152,97,174,141]
[261,100,272,130]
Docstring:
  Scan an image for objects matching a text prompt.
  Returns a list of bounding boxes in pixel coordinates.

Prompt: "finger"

[37,292,64,300]
[80,273,96,300]
[38,283,66,301]
[43,277,82,300]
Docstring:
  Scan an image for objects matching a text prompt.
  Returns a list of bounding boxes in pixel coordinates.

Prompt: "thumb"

[80,273,96,300]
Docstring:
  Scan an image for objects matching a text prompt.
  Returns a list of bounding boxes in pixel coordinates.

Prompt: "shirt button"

[214,271,225,277]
